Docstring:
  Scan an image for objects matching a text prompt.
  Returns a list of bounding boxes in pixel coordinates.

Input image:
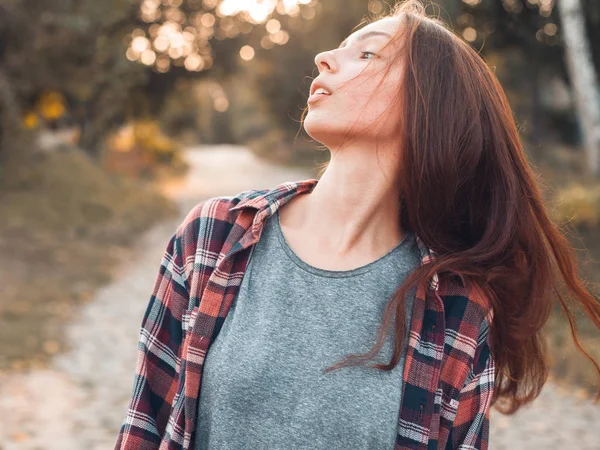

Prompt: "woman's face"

[303,17,404,148]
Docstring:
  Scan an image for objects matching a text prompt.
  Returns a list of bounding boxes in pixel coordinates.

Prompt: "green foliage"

[0,0,148,155]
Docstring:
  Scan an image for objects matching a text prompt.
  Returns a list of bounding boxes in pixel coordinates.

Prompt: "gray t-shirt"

[194,209,421,450]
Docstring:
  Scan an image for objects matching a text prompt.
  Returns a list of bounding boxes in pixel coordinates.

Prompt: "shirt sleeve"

[446,320,495,450]
[115,230,189,449]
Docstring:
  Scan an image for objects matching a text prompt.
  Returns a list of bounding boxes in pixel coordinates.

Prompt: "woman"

[116,1,600,449]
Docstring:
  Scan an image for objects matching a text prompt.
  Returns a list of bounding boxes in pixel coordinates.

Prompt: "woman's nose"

[314,50,336,73]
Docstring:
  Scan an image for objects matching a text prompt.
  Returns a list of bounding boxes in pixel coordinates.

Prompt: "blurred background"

[0,0,599,448]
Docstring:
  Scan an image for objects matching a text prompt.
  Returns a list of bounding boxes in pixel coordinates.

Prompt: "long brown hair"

[300,0,600,414]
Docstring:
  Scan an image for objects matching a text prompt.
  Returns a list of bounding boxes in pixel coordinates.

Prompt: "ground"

[0,146,598,449]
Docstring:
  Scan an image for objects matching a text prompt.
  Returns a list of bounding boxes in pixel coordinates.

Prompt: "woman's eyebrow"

[338,30,393,49]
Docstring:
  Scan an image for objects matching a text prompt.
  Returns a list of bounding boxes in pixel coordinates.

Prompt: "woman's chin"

[303,126,335,146]
[304,116,338,139]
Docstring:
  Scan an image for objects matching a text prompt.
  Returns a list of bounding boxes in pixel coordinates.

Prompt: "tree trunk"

[0,65,36,186]
[558,0,600,176]
[0,67,22,144]
[0,66,33,174]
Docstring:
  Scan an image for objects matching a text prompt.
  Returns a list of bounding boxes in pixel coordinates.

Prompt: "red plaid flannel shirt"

[115,178,495,450]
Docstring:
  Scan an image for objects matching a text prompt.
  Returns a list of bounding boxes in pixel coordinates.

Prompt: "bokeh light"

[127,0,321,72]
[239,45,255,61]
[141,49,157,65]
[214,96,229,112]
[266,19,281,33]
[462,27,477,42]
[184,53,205,71]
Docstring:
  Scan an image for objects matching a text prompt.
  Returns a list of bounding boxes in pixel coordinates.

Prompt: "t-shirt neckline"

[273,209,413,278]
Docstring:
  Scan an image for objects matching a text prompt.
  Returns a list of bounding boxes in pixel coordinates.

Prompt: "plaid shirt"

[115,178,495,450]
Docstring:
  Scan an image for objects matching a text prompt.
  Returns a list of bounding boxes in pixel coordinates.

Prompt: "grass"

[0,147,178,371]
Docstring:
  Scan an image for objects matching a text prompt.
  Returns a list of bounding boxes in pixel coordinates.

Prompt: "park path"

[0,145,598,449]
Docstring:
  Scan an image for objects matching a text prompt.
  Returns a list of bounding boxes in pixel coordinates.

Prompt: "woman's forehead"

[350,17,402,41]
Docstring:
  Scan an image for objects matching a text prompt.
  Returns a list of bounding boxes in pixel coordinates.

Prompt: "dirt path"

[0,145,598,449]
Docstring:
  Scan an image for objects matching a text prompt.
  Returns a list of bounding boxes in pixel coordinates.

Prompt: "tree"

[0,0,147,158]
[124,0,321,73]
[558,0,600,175]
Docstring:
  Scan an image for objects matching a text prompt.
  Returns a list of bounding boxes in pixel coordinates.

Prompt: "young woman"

[116,1,600,449]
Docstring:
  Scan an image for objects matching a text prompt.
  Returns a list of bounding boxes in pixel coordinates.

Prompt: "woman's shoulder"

[171,187,270,255]
[176,178,313,234]
[180,188,269,229]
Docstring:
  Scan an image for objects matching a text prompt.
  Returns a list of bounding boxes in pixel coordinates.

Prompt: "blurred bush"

[102,119,188,178]
[552,183,600,229]
[134,120,180,164]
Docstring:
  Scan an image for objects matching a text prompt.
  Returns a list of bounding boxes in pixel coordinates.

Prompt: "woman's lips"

[307,92,331,104]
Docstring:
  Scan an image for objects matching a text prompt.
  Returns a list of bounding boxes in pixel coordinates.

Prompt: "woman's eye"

[361,51,376,60]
